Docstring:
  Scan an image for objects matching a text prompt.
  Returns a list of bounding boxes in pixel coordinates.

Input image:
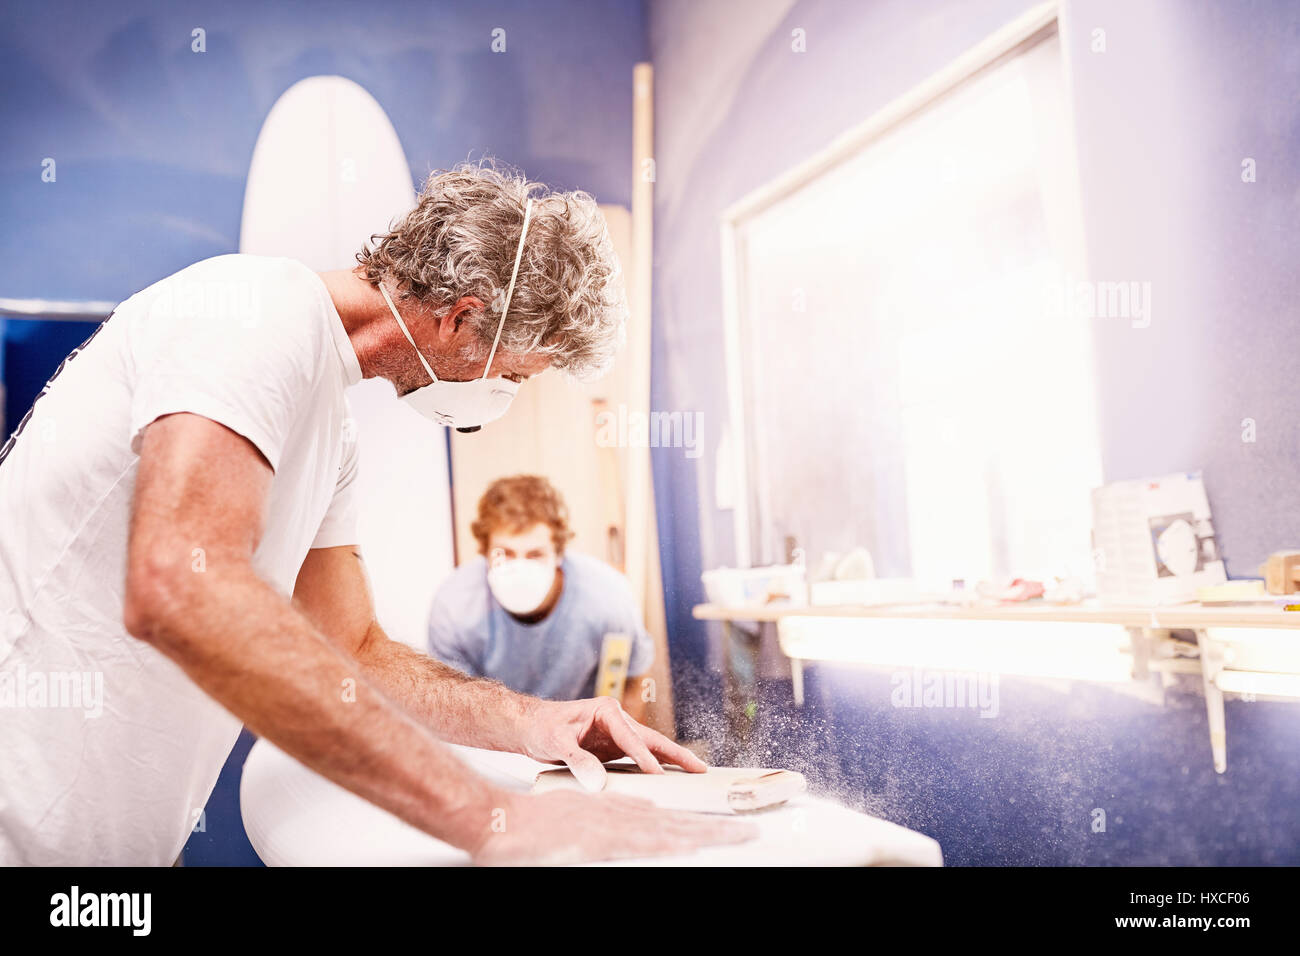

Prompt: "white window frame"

[718,0,1088,568]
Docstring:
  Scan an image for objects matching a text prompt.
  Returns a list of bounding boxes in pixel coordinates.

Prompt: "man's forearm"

[129,565,505,853]
[352,624,541,752]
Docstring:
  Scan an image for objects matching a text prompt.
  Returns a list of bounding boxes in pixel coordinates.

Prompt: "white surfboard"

[240,75,453,650]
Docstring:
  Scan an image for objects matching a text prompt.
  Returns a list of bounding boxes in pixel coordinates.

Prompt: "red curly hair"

[471,475,574,556]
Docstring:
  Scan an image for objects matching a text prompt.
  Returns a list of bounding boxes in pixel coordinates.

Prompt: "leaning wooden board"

[448,65,675,734]
[447,201,676,734]
[447,208,632,568]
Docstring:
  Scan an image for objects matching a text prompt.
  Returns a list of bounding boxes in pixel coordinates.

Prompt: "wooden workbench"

[692,599,1300,773]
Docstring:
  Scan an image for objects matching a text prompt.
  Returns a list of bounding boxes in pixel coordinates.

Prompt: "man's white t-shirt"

[0,254,363,865]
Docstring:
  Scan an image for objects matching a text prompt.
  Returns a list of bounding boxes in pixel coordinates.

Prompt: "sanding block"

[532,762,807,814]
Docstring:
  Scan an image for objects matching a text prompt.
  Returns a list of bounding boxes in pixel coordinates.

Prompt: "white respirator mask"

[487,557,558,616]
[380,198,534,433]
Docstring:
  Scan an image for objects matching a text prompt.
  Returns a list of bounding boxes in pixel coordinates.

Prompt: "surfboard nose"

[240,75,415,271]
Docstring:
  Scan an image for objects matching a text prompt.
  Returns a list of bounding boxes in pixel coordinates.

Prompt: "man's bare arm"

[292,544,540,751]
[292,544,711,783]
[123,413,503,854]
[124,412,754,864]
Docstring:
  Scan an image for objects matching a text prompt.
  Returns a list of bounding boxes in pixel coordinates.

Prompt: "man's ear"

[436,296,486,343]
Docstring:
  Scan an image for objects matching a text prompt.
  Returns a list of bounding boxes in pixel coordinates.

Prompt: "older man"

[0,162,751,865]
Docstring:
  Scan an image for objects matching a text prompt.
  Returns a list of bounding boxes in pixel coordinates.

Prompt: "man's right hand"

[469,790,759,866]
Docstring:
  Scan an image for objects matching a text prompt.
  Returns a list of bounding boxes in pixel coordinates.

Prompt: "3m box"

[1091,471,1226,605]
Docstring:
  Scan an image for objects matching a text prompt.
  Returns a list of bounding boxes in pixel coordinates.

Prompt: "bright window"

[728,27,1101,586]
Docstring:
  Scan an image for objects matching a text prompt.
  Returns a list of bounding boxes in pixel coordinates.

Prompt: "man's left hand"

[518,697,708,792]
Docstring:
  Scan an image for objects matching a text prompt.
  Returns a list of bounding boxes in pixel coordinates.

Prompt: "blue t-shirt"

[426,551,654,701]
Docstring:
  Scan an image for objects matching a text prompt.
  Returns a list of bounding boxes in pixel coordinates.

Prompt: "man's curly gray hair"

[356,160,627,380]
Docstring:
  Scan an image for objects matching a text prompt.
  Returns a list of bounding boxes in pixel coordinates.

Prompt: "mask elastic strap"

[380,196,533,386]
[379,283,440,384]
[482,198,534,380]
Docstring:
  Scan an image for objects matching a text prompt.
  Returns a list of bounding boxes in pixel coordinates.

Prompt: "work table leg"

[1196,629,1228,774]
[1127,626,1150,680]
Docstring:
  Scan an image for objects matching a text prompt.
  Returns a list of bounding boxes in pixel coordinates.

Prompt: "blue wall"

[0,0,647,865]
[1066,0,1300,570]
[647,0,1300,863]
[0,0,646,434]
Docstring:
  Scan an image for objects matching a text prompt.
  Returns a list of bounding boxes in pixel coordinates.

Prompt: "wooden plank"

[449,206,632,565]
[624,61,654,612]
[445,64,676,736]
[446,196,675,734]
[627,62,676,736]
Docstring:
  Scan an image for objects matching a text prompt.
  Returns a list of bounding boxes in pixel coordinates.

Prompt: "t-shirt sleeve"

[311,420,360,549]
[127,262,321,472]
[427,587,482,677]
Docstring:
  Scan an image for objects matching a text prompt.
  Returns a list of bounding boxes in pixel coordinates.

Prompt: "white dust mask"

[380,198,534,433]
[487,557,557,616]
